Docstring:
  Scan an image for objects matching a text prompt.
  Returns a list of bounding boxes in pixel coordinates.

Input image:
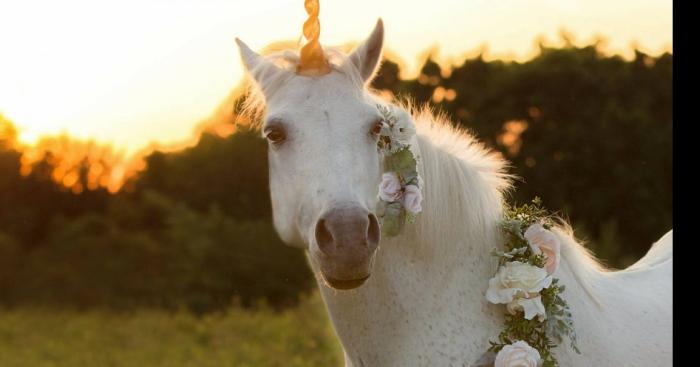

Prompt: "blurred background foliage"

[0,42,671,314]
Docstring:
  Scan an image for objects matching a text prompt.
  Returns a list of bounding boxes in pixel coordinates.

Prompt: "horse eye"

[370,119,383,136]
[265,127,287,144]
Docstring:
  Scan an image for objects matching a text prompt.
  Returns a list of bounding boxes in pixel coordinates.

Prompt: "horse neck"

[404,132,506,264]
[316,127,509,360]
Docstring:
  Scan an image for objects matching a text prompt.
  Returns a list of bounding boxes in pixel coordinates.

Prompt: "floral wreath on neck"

[375,105,580,367]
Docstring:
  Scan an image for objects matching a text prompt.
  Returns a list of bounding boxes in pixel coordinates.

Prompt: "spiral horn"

[297,0,331,76]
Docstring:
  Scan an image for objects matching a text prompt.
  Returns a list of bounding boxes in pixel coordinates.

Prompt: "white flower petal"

[486,262,552,310]
[486,278,521,304]
[517,296,547,320]
[495,341,541,367]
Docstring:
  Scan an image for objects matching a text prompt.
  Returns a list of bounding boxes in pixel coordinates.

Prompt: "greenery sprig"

[478,198,580,367]
[375,104,422,237]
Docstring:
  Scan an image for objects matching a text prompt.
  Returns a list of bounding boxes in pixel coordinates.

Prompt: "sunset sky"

[0,0,672,156]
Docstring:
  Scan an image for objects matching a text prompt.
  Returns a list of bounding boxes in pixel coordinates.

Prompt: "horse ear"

[348,18,384,84]
[236,38,285,96]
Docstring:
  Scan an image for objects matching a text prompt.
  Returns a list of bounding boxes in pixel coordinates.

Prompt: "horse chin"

[321,273,370,290]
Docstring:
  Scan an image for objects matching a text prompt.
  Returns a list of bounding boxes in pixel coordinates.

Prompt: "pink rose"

[379,172,402,202]
[524,223,561,274]
[402,184,422,214]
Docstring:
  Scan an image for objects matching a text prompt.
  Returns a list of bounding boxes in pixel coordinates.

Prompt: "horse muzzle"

[312,204,380,290]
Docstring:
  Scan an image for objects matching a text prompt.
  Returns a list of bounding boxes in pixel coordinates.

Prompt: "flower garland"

[475,198,580,367]
[375,104,423,237]
[373,105,579,366]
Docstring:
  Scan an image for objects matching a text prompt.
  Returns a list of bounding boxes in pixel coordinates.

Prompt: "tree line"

[0,42,672,312]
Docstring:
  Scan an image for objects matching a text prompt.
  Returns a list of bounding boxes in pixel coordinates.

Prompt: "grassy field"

[0,293,343,367]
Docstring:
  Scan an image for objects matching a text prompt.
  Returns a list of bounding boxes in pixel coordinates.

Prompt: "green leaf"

[384,147,416,172]
[380,202,404,237]
[405,212,417,224]
[400,169,418,185]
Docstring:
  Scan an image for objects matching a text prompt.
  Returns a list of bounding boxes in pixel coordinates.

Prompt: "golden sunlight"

[0,0,671,161]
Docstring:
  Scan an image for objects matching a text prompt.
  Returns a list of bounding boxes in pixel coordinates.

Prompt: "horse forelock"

[239,47,365,130]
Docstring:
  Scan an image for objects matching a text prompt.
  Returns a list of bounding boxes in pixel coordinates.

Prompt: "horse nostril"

[367,213,380,250]
[315,218,334,254]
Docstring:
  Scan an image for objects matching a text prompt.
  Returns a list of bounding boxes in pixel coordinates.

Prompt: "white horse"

[236,19,672,366]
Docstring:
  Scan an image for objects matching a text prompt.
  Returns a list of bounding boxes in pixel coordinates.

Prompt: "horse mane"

[407,101,513,194]
[402,102,609,306]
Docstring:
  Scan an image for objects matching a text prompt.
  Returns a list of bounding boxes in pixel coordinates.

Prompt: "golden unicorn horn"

[297,0,331,76]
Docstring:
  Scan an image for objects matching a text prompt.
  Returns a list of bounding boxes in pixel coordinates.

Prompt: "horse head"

[236,19,387,290]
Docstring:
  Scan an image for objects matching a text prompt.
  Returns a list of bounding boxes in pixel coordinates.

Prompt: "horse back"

[626,230,672,271]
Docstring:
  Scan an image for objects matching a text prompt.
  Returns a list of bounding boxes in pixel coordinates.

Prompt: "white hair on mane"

[392,100,611,305]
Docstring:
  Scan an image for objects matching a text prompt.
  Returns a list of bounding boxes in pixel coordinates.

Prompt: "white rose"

[390,108,417,144]
[524,223,561,274]
[486,261,552,320]
[402,184,422,214]
[494,340,542,367]
[378,172,402,202]
[506,295,547,321]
